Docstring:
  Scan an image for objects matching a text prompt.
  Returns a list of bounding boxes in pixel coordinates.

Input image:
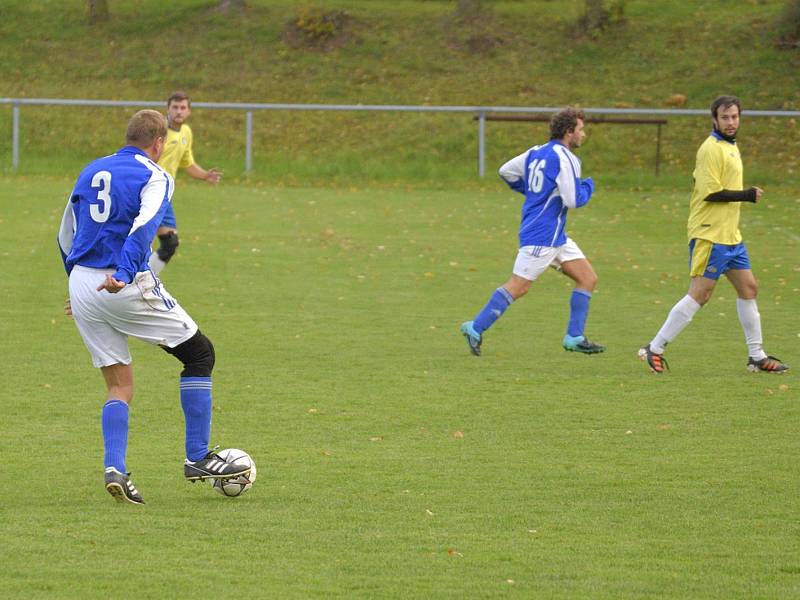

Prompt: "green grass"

[2,175,799,597]
[0,0,799,185]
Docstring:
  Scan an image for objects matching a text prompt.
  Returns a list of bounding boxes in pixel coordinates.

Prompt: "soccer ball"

[210,448,257,497]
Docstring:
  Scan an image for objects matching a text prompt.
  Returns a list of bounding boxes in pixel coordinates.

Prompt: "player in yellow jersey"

[639,95,788,374]
[148,91,222,274]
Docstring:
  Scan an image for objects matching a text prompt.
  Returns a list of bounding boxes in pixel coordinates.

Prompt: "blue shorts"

[688,239,751,280]
[159,202,177,229]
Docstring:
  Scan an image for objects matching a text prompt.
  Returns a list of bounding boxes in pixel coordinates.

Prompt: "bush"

[776,0,800,49]
[282,6,352,50]
[578,0,626,38]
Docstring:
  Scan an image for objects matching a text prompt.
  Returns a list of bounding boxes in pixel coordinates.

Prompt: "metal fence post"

[245,110,253,173]
[478,110,486,177]
[655,122,662,176]
[12,103,20,170]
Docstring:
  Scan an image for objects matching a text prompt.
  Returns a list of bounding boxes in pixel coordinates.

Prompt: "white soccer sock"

[148,252,166,275]
[736,298,767,360]
[650,295,702,354]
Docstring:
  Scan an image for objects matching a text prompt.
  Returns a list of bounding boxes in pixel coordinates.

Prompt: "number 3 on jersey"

[527,159,546,193]
[90,170,112,223]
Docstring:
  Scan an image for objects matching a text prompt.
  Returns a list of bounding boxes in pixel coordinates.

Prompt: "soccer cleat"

[747,355,789,373]
[184,450,253,482]
[104,467,145,505]
[562,334,605,354]
[638,344,668,374]
[460,321,482,356]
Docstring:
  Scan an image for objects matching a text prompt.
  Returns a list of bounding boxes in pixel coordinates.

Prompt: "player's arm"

[498,150,529,194]
[57,192,77,275]
[555,148,593,209]
[185,163,222,184]
[112,172,172,285]
[704,187,762,203]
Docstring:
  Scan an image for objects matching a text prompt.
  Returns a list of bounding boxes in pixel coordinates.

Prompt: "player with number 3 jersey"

[460,107,605,356]
[58,110,249,505]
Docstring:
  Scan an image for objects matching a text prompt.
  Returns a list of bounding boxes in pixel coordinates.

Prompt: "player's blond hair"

[125,110,167,147]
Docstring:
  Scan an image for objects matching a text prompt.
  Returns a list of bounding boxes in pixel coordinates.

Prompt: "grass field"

[2,175,798,598]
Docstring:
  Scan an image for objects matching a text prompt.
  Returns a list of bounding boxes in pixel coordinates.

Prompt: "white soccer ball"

[211,448,257,497]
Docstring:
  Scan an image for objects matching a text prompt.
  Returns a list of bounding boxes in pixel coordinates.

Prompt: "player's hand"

[97,274,126,293]
[64,296,73,318]
[206,168,222,184]
[753,187,763,201]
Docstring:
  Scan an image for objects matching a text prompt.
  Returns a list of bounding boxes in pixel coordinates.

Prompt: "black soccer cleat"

[638,344,669,374]
[184,450,252,482]
[105,467,145,505]
[747,355,789,374]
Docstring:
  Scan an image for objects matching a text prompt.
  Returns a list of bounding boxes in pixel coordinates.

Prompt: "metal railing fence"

[2,98,799,176]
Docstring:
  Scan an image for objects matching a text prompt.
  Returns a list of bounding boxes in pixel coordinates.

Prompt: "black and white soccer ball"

[210,448,257,497]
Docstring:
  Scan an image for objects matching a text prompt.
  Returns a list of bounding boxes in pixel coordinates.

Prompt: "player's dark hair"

[550,107,585,140]
[125,110,167,147]
[167,91,191,107]
[711,95,741,119]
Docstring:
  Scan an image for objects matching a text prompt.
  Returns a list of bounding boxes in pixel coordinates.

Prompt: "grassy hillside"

[0,0,798,185]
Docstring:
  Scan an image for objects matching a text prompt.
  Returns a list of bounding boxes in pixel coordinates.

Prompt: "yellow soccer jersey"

[158,123,195,179]
[686,133,744,244]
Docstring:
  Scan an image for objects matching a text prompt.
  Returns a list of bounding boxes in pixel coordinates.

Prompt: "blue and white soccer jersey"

[498,140,594,281]
[58,146,197,367]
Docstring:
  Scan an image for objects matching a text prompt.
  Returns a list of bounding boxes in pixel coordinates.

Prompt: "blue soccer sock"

[473,287,514,334]
[101,399,129,472]
[567,288,593,338]
[180,377,213,462]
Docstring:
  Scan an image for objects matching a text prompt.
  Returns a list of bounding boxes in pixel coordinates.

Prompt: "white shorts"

[512,237,586,281]
[68,266,198,368]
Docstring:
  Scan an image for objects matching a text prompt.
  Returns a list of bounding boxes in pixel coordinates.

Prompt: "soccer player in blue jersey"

[58,110,250,504]
[639,95,788,374]
[460,107,605,356]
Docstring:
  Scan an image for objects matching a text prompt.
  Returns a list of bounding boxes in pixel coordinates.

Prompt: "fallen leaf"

[369,436,383,442]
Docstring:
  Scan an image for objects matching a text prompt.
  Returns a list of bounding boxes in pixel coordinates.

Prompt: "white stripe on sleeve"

[554,145,581,209]
[498,149,530,184]
[57,193,76,257]
[130,155,172,236]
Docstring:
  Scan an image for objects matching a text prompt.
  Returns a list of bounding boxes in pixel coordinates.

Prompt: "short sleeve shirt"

[686,133,744,245]
[158,123,195,179]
